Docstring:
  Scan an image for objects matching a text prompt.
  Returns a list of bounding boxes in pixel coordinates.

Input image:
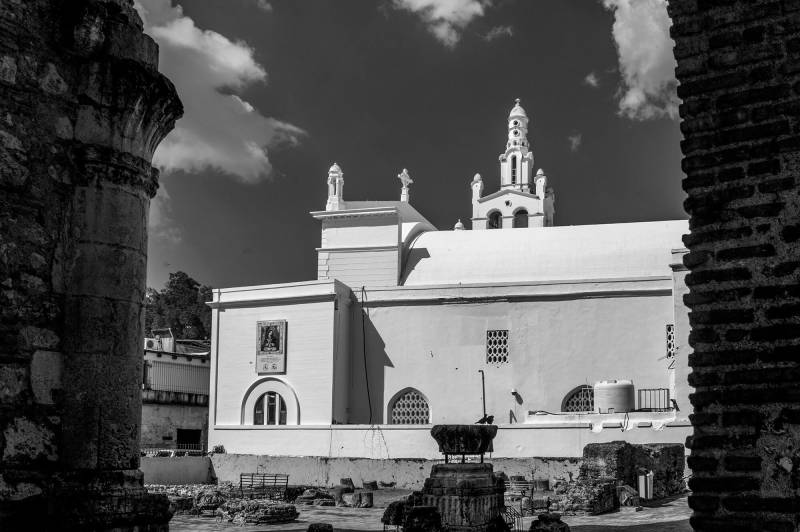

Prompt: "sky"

[137,0,685,290]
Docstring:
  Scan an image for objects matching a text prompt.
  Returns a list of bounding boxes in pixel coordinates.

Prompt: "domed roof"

[508,98,527,119]
[328,162,342,174]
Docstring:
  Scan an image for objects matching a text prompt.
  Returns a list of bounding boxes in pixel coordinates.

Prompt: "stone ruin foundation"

[0,0,181,529]
[579,441,686,500]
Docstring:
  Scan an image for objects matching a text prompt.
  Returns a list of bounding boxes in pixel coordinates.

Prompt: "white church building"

[207,100,693,460]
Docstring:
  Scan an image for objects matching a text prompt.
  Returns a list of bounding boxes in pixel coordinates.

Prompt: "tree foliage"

[145,271,212,340]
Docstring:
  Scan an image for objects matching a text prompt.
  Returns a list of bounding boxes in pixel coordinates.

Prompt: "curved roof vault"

[400,220,688,286]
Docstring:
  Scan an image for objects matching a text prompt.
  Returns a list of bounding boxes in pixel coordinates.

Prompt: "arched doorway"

[513,208,529,228]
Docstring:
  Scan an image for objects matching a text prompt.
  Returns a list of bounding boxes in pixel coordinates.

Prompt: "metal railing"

[176,443,204,450]
[638,388,671,411]
[143,360,209,395]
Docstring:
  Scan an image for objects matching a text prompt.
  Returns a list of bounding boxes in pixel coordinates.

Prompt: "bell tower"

[499,99,534,193]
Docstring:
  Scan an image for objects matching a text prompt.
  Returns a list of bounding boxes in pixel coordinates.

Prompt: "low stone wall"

[209,454,581,490]
[141,456,216,485]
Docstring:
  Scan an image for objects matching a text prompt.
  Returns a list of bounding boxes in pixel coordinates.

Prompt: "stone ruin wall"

[668,0,800,530]
[0,0,181,528]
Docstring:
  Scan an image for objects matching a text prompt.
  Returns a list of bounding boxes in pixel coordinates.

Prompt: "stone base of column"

[421,463,506,532]
[0,469,172,531]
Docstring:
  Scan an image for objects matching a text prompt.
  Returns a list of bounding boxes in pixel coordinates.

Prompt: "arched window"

[389,388,430,424]
[513,209,529,228]
[511,156,517,184]
[254,391,287,425]
[487,211,502,229]
[561,385,594,412]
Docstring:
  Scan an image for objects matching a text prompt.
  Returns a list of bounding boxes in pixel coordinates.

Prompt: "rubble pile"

[145,483,299,522]
[217,499,300,525]
[294,488,336,506]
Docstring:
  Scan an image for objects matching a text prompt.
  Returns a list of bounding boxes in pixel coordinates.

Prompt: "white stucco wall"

[347,285,676,425]
[320,213,399,249]
[212,300,335,426]
[474,191,545,229]
[209,423,690,460]
[209,281,351,444]
[319,249,399,287]
[141,456,215,485]
[671,249,692,423]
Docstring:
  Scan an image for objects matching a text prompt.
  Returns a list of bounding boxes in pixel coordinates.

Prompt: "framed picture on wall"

[256,320,287,374]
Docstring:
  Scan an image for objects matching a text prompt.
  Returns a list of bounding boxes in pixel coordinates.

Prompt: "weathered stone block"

[430,424,497,455]
[404,505,442,532]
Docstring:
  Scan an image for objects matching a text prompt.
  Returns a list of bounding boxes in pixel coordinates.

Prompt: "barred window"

[666,324,676,358]
[561,385,594,412]
[390,389,430,425]
[486,330,509,364]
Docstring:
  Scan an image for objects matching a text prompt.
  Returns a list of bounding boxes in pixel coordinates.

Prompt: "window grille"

[561,385,594,412]
[486,330,509,364]
[666,324,676,358]
[390,389,430,424]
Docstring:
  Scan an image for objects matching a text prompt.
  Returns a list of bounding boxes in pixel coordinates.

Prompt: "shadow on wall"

[351,307,393,424]
[399,247,430,284]
[570,524,690,531]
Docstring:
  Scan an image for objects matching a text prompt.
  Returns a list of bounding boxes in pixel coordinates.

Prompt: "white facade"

[208,100,692,459]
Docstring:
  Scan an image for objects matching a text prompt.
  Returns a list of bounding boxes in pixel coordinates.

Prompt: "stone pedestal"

[421,463,506,532]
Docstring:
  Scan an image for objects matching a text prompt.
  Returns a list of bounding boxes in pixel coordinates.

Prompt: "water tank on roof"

[594,380,635,413]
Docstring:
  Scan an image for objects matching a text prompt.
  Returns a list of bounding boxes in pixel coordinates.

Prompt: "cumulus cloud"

[602,0,679,120]
[484,25,513,42]
[253,0,272,12]
[149,186,182,244]
[568,133,582,152]
[392,0,491,48]
[584,72,599,88]
[134,0,304,182]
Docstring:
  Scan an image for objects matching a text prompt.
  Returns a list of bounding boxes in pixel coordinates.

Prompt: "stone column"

[0,0,182,529]
[668,2,800,530]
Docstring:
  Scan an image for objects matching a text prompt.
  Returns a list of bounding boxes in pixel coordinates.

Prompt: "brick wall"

[668,1,800,530]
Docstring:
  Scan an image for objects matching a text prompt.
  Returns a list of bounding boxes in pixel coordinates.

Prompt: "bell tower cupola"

[499,98,534,193]
[325,162,345,211]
